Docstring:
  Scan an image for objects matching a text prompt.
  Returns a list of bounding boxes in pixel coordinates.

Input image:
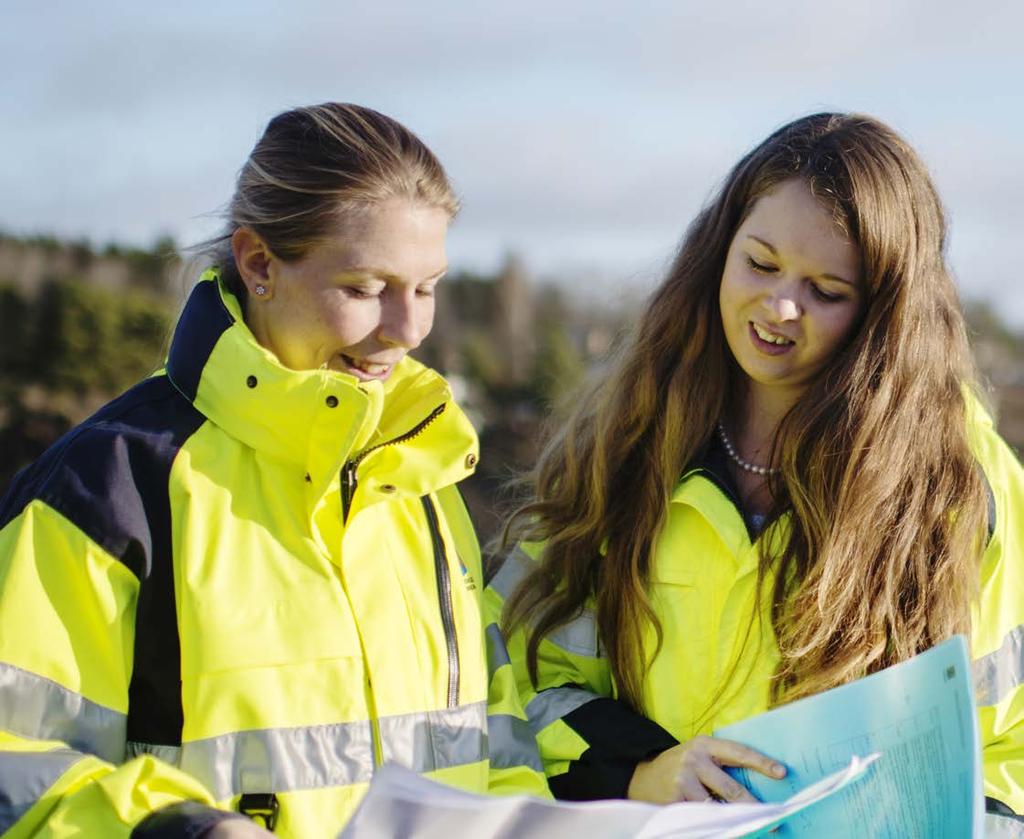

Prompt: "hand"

[627,735,786,804]
[205,818,275,838]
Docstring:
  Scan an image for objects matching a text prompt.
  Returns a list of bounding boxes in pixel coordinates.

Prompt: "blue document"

[715,635,982,837]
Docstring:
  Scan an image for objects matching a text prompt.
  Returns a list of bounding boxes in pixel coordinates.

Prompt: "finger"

[675,772,713,803]
[706,738,786,779]
[697,763,759,804]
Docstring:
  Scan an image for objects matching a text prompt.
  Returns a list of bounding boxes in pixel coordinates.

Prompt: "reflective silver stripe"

[0,747,81,833]
[525,687,601,735]
[378,701,487,772]
[486,623,511,671]
[974,624,1024,707]
[125,741,182,765]
[0,661,126,763]
[549,611,600,657]
[985,813,1024,838]
[170,703,487,802]
[487,713,544,772]
[179,719,375,801]
[489,548,600,657]
[488,546,533,600]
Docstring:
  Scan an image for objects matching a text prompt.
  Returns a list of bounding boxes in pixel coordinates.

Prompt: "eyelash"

[345,286,381,300]
[747,256,776,274]
[811,285,844,303]
[745,257,845,303]
[344,285,436,299]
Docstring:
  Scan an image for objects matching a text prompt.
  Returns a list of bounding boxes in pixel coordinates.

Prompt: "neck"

[729,382,800,467]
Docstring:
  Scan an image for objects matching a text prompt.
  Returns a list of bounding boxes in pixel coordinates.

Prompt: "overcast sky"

[3,0,1022,325]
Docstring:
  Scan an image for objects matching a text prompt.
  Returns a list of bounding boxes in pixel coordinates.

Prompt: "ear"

[231,227,274,299]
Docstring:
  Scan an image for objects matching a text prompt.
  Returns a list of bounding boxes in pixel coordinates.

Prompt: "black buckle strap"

[239,793,279,832]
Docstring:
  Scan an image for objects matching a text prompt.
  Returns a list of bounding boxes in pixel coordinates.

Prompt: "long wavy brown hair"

[502,113,989,711]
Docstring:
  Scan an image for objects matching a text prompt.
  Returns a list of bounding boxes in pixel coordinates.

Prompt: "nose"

[379,294,428,350]
[763,279,801,322]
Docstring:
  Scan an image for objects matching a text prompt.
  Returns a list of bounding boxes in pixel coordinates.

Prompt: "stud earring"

[254,285,268,296]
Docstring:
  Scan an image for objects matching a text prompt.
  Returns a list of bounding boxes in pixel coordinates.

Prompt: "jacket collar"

[166,274,477,495]
[671,437,791,558]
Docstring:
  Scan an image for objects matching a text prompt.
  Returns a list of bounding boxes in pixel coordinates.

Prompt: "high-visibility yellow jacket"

[0,276,547,838]
[487,399,1024,814]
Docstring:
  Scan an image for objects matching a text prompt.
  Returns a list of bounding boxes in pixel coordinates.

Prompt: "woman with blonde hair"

[0,103,546,838]
[490,113,1024,820]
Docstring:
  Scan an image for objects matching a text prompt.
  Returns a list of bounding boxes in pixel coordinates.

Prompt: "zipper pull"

[341,461,357,522]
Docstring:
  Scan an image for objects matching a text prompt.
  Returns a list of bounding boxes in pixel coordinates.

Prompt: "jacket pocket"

[183,585,362,676]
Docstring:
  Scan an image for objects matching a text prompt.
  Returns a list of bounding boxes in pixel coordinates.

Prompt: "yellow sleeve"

[0,501,226,837]
[486,543,677,803]
[970,416,1024,816]
[486,544,610,781]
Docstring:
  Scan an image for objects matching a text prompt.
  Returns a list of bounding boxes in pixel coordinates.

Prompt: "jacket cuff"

[131,800,249,839]
[551,696,678,800]
[549,756,638,800]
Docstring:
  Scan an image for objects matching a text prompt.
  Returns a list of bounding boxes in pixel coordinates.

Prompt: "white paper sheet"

[339,753,878,838]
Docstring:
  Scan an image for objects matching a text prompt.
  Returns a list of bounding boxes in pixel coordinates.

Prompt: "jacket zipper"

[340,403,447,522]
[337,402,448,770]
[422,495,460,708]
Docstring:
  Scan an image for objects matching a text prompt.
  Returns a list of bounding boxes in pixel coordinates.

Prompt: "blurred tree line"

[0,235,627,544]
[1,232,1022,548]
[0,276,174,493]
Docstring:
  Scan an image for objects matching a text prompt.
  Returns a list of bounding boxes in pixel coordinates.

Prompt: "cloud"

[2,0,1022,323]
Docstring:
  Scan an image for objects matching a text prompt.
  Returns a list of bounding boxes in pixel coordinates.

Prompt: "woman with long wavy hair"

[489,112,1024,817]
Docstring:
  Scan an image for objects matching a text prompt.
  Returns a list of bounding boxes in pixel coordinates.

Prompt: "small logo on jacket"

[457,553,476,591]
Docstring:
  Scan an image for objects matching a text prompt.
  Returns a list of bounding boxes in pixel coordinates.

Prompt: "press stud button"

[325,395,339,408]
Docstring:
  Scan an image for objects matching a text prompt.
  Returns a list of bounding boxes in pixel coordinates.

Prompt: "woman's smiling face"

[719,178,864,406]
[238,197,450,381]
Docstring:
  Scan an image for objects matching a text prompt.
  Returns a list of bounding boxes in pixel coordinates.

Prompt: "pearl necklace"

[716,422,780,477]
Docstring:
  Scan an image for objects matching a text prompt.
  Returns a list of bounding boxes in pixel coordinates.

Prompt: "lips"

[748,322,795,356]
[340,354,398,381]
